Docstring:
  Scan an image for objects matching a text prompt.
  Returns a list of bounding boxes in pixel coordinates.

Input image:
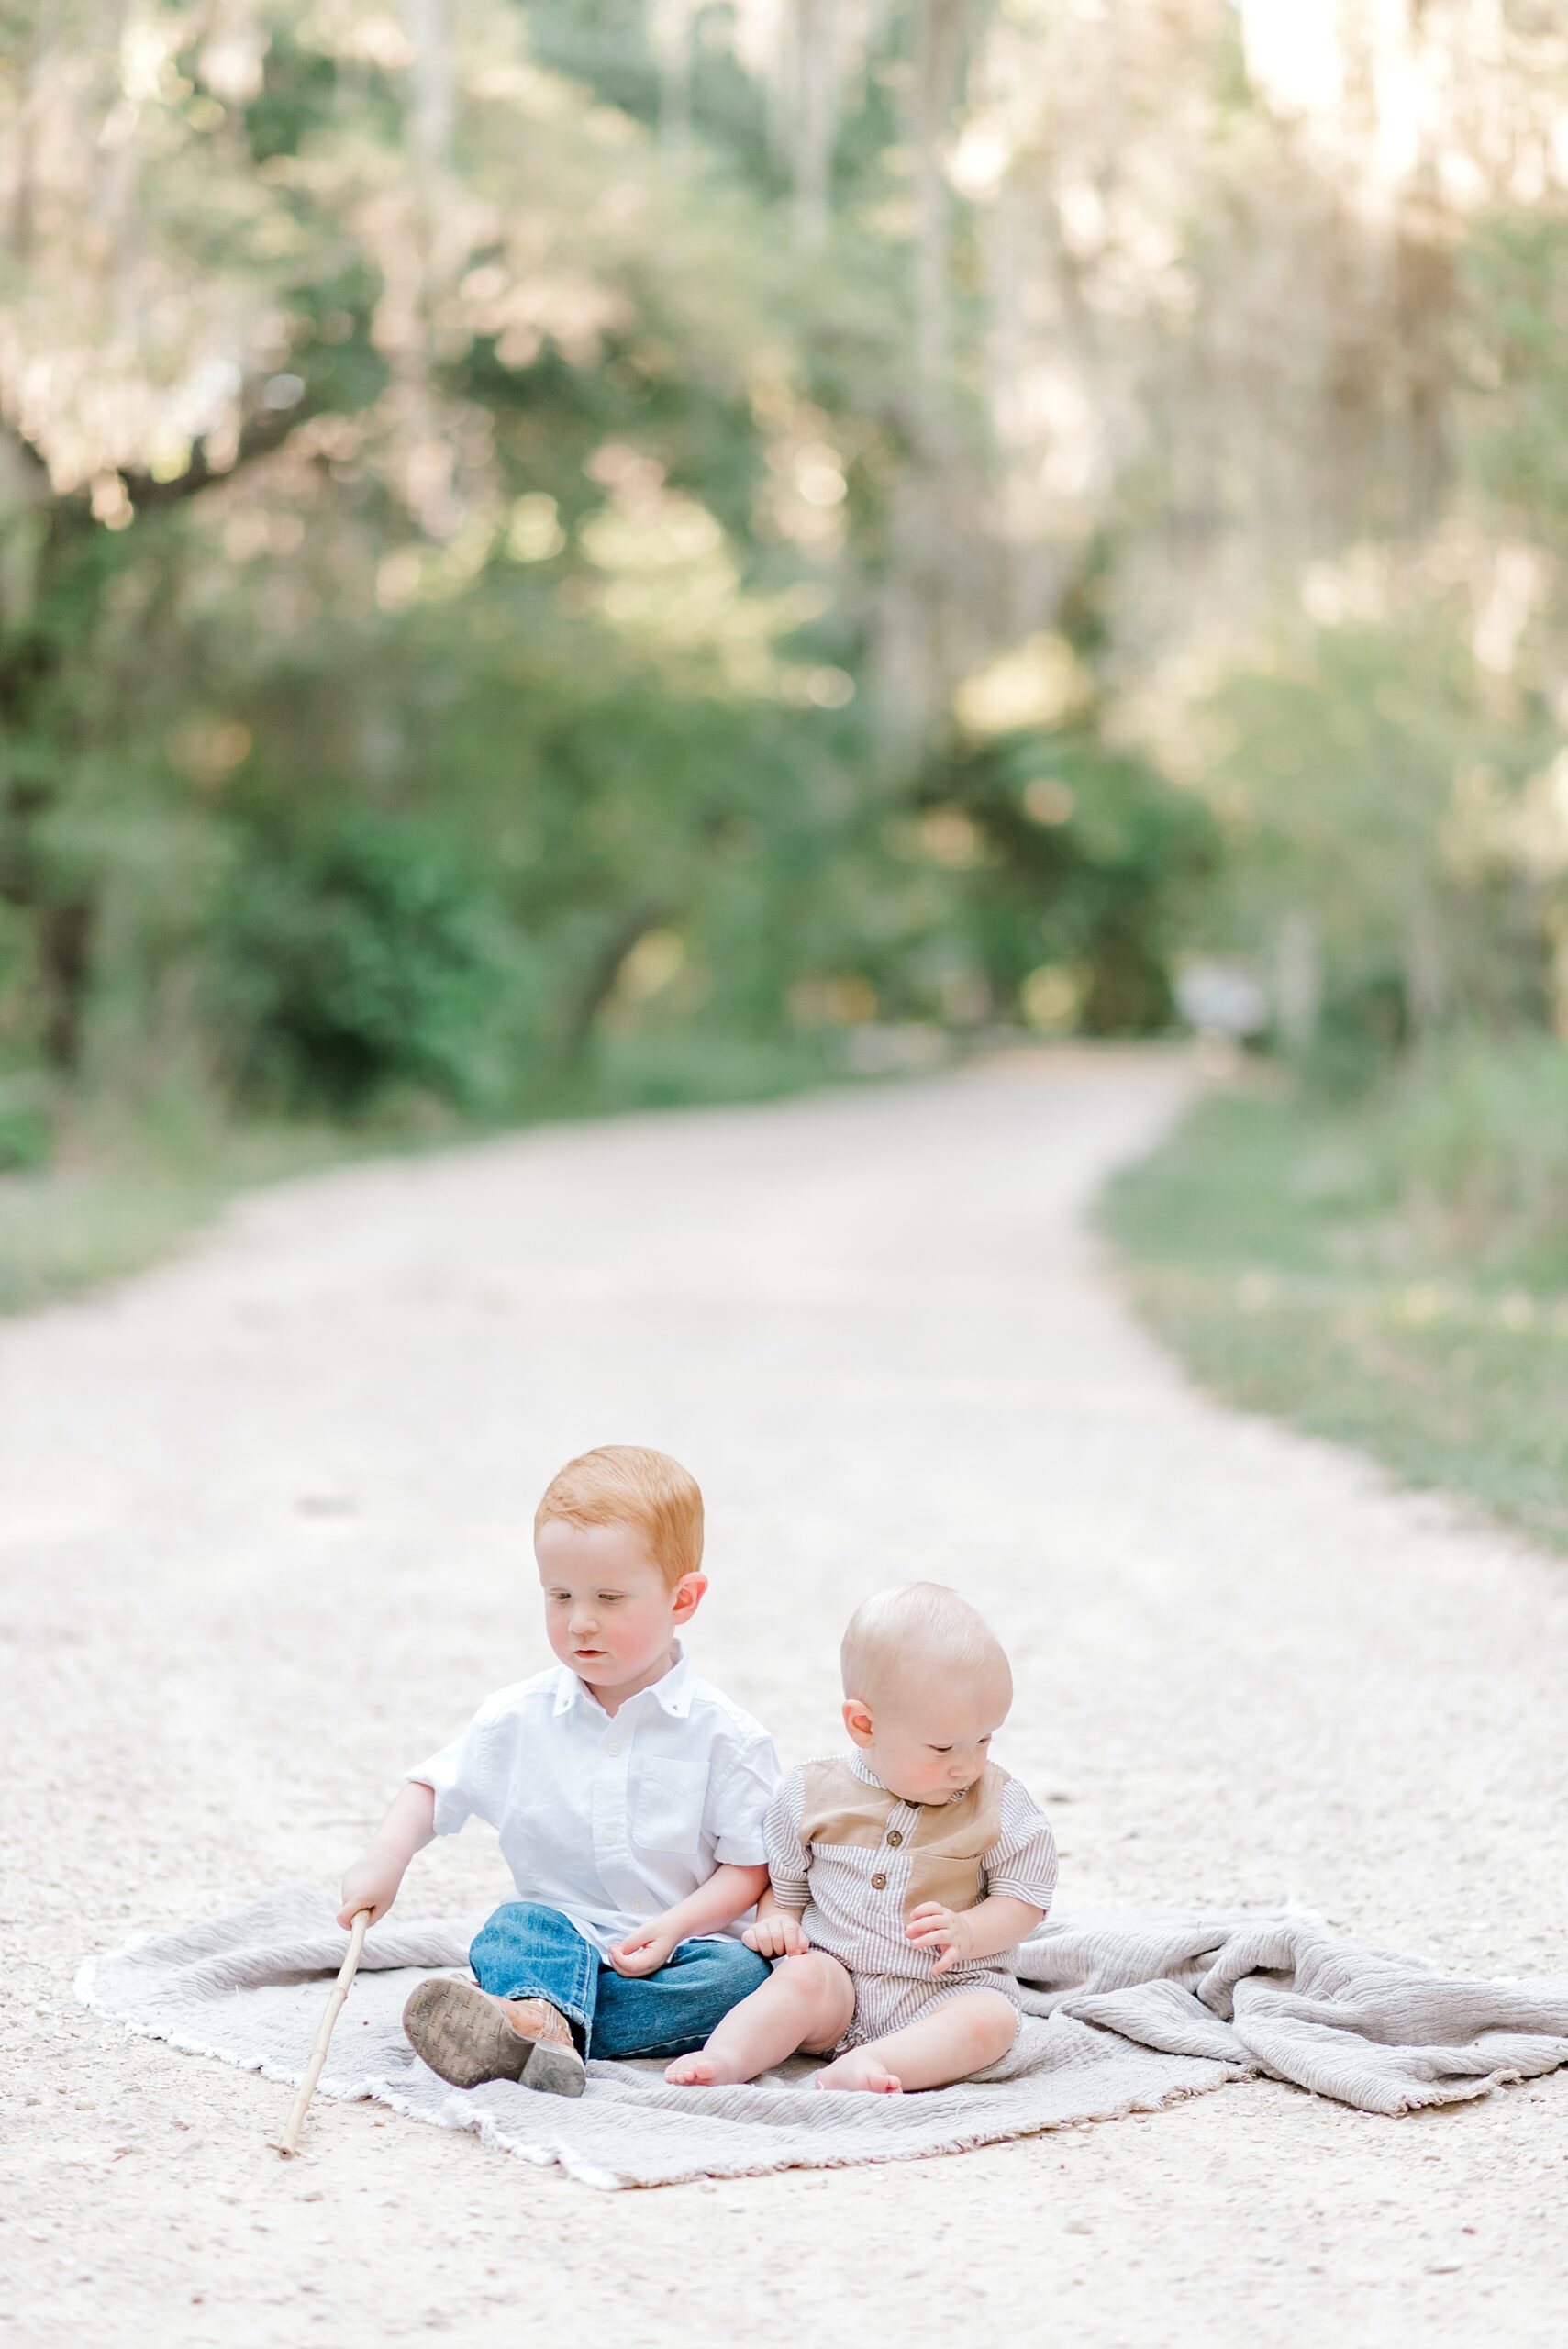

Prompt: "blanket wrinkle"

[75,1887,1568,2188]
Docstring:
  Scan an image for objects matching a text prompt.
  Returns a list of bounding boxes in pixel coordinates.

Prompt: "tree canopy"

[1,2,1564,1154]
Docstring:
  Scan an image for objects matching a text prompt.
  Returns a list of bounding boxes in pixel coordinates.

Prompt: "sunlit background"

[3,1,1567,1531]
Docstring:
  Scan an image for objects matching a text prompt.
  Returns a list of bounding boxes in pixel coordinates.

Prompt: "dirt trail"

[5,1049,1565,2347]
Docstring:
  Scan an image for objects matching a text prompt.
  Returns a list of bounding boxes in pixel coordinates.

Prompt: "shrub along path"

[4,1049,1565,2347]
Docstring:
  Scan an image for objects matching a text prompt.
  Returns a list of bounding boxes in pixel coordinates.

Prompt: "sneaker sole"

[402,1977,586,2098]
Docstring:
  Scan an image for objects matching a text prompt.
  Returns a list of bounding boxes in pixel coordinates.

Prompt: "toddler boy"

[339,1445,777,2097]
[666,1581,1056,2093]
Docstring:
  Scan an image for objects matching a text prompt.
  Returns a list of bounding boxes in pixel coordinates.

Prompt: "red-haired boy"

[339,1446,777,2097]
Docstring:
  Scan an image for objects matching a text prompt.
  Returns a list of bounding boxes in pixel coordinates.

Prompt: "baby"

[667,1581,1057,2093]
[339,1444,779,2097]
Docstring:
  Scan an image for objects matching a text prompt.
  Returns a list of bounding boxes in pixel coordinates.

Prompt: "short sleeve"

[762,1770,811,1909]
[984,1777,1058,1913]
[704,1729,783,1866]
[406,1705,506,1838]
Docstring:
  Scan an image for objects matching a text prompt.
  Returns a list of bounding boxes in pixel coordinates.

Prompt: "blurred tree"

[3,0,1566,1153]
[0,0,914,1116]
[1193,616,1557,1081]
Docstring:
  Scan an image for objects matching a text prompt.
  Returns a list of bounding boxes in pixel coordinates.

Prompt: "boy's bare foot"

[811,2050,903,2094]
[664,2050,750,2087]
[403,1978,585,2098]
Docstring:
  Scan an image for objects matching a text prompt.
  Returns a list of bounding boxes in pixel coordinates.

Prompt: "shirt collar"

[552,1640,693,1720]
[647,1641,694,1717]
[846,1748,968,1805]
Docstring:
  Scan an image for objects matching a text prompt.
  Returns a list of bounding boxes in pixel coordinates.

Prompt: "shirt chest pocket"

[633,1758,709,1857]
[905,1842,988,1918]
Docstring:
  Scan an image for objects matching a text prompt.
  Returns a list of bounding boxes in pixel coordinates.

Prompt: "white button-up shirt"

[407,1645,780,1955]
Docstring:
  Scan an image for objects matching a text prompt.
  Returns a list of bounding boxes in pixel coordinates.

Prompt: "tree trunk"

[652,0,694,163]
[907,0,964,446]
[1275,909,1323,1053]
[400,0,453,171]
[791,0,839,247]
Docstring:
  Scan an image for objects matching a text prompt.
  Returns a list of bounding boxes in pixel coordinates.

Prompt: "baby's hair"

[534,1445,704,1589]
[840,1581,1011,1711]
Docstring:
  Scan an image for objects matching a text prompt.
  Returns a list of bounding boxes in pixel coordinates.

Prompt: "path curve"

[5,1049,1565,2348]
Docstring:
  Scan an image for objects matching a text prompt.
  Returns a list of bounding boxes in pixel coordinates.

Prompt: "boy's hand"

[906,1901,974,1976]
[337,1856,403,1930]
[743,1910,809,1959]
[606,1920,679,1977]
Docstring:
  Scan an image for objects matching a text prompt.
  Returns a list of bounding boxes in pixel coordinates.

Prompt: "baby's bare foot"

[665,2051,746,2087]
[812,2051,903,2094]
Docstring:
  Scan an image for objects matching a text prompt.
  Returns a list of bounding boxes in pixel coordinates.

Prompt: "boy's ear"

[841,1698,874,1749]
[671,1572,708,1624]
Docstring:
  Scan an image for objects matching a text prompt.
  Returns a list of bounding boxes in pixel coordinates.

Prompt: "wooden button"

[886,1830,903,1847]
[871,1872,887,1890]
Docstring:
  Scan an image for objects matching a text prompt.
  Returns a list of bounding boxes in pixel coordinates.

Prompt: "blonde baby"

[667,1582,1057,2094]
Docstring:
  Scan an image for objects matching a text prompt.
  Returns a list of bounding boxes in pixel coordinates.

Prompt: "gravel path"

[5,1049,1566,2348]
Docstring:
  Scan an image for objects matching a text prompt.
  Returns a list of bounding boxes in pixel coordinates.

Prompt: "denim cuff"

[477,1969,592,2051]
[467,1900,599,2053]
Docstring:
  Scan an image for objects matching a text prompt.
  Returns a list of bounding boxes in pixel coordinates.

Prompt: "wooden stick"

[272,1909,371,2157]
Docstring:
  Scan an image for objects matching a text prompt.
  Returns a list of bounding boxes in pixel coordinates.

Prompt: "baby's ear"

[841,1698,874,1748]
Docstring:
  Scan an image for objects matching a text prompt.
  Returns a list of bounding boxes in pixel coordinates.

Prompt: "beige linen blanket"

[75,1887,1568,2189]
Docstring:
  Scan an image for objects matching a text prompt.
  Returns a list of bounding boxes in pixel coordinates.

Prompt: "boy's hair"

[840,1582,1010,1710]
[534,1445,704,1588]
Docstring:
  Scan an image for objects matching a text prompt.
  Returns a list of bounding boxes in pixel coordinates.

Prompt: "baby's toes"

[664,2054,715,2087]
[813,2053,904,2095]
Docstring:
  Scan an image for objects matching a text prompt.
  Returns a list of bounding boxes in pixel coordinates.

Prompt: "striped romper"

[763,1753,1058,2054]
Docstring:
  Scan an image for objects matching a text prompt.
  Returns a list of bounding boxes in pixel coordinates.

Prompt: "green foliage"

[1103,1052,1568,1550]
[1462,209,1568,537]
[1194,617,1558,1080]
[925,723,1219,1031]
[213,815,528,1111]
[0,1071,50,1172]
[1163,193,1568,1092]
[1341,1035,1568,1277]
[0,4,928,1140]
[14,0,1562,1209]
[1112,1040,1568,1286]
[0,1106,379,1315]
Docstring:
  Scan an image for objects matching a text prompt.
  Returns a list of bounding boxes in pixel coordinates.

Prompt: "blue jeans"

[469,1901,770,2060]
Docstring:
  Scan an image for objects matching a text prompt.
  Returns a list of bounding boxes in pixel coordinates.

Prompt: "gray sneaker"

[403,1978,586,2097]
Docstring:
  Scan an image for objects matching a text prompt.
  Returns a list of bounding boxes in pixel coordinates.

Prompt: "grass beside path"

[1101,1082,1568,1553]
[0,1030,851,1319]
[0,1116,360,1317]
